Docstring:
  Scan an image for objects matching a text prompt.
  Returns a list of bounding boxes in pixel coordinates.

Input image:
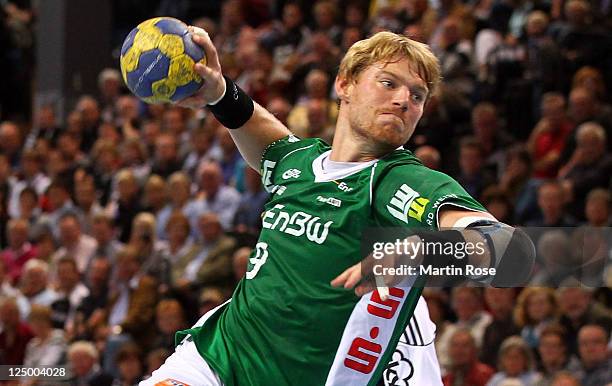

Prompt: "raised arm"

[178,27,291,171]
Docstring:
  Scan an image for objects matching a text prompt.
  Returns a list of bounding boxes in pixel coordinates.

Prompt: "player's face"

[339,59,428,149]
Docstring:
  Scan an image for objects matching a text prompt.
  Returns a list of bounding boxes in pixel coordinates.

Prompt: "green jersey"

[177,135,485,386]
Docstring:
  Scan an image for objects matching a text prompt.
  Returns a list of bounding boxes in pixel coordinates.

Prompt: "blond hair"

[514,287,559,327]
[338,31,441,97]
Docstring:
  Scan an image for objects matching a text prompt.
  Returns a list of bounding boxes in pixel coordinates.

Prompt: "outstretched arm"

[178,27,291,171]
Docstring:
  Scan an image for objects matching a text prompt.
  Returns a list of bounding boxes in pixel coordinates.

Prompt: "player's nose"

[391,86,410,112]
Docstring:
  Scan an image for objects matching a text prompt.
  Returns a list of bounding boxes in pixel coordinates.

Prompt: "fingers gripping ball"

[119,17,207,104]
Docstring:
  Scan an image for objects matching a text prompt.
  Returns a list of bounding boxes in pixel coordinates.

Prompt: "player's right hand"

[176,26,226,109]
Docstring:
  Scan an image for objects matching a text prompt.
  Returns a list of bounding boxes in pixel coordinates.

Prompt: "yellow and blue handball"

[119,17,206,104]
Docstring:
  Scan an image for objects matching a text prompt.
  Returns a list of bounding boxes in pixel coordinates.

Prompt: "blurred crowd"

[0,0,611,385]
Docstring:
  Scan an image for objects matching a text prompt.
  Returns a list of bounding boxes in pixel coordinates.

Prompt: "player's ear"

[335,75,351,104]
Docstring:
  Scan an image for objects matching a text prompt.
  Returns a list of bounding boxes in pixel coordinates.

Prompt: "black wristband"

[207,75,255,129]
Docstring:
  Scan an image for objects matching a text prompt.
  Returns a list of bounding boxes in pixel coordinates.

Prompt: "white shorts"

[139,337,225,386]
[140,298,441,386]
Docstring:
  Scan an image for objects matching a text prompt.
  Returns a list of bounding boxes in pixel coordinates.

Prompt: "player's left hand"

[331,235,422,300]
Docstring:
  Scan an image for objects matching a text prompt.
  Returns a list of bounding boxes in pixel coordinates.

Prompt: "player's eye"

[411,90,426,103]
[381,80,394,88]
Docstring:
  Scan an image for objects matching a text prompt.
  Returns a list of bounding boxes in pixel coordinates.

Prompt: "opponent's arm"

[178,27,291,171]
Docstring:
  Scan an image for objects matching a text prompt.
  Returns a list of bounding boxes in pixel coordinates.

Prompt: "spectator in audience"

[115,95,141,142]
[443,329,495,386]
[559,122,612,220]
[266,96,292,126]
[562,86,612,159]
[584,188,611,227]
[90,246,156,373]
[19,259,58,307]
[173,212,237,294]
[141,120,162,156]
[18,186,40,225]
[75,256,111,339]
[24,105,61,149]
[514,287,559,348]
[108,169,144,243]
[0,296,33,364]
[535,324,581,386]
[575,324,611,386]
[23,304,67,367]
[571,66,607,102]
[98,68,121,122]
[162,106,190,156]
[67,340,113,386]
[129,212,169,287]
[303,98,335,143]
[557,286,612,356]
[144,348,170,380]
[142,174,168,216]
[8,149,50,218]
[487,336,542,386]
[51,257,89,331]
[438,287,492,373]
[74,176,104,234]
[481,288,520,368]
[193,161,241,231]
[524,11,563,108]
[74,96,102,152]
[151,133,183,179]
[498,146,540,223]
[183,126,215,180]
[1,218,36,285]
[163,211,200,270]
[41,181,77,235]
[89,140,120,207]
[456,137,496,198]
[0,257,29,318]
[233,165,269,237]
[415,145,441,170]
[119,138,151,184]
[232,247,250,284]
[471,102,513,178]
[0,120,23,168]
[532,230,574,286]
[155,171,198,240]
[150,299,187,352]
[91,213,123,261]
[480,186,515,224]
[434,16,475,99]
[287,69,337,136]
[526,181,576,226]
[113,342,144,385]
[528,93,573,179]
[197,286,227,316]
[52,212,97,275]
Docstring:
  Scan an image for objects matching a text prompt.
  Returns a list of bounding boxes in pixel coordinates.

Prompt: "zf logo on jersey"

[386,184,430,223]
[282,169,301,179]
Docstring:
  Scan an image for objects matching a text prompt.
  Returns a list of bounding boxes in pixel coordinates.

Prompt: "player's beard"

[350,112,415,155]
